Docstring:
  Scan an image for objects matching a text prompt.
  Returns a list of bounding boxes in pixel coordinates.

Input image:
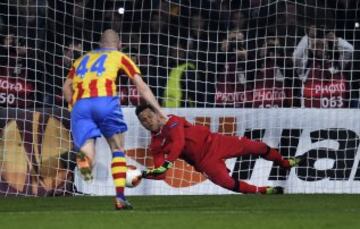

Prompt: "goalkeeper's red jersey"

[149,115,213,170]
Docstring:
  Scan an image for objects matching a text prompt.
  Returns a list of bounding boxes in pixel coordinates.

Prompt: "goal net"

[0,0,360,196]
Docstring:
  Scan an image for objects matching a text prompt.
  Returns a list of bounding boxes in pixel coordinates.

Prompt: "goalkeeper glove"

[142,161,173,177]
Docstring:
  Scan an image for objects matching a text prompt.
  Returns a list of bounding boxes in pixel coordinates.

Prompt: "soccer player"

[63,29,165,210]
[136,104,304,194]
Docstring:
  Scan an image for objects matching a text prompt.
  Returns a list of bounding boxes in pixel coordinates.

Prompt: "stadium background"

[1,0,360,197]
[1,1,360,229]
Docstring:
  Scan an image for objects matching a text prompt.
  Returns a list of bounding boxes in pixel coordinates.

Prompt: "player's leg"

[216,135,297,169]
[71,100,101,181]
[105,133,132,210]
[98,97,131,210]
[77,139,96,181]
[201,160,283,194]
[239,138,304,169]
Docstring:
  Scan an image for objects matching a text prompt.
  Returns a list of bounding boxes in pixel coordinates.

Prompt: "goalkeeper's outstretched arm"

[142,152,168,180]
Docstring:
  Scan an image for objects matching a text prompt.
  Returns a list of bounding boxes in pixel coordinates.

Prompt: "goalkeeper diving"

[136,104,305,194]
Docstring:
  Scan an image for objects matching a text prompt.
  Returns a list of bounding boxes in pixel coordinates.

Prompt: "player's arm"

[143,118,185,177]
[336,37,354,70]
[63,66,75,105]
[292,36,308,81]
[120,54,167,119]
[143,151,167,180]
[131,74,167,119]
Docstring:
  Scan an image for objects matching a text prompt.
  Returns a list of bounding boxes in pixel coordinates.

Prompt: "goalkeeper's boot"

[288,155,306,168]
[114,198,133,210]
[266,186,284,195]
[76,152,93,182]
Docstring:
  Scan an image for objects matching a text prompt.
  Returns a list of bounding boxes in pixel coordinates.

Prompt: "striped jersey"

[67,48,140,105]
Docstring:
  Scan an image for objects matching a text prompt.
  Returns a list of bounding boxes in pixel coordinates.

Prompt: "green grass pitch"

[0,195,359,229]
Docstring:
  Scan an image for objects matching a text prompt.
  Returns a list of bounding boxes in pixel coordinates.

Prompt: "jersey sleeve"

[67,66,75,79]
[163,117,186,163]
[145,148,167,180]
[120,54,141,78]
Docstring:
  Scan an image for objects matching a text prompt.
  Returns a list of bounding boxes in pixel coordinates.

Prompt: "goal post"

[0,0,360,196]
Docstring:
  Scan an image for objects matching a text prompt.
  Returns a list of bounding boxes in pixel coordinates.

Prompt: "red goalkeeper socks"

[238,181,267,194]
[264,148,291,169]
[242,139,290,169]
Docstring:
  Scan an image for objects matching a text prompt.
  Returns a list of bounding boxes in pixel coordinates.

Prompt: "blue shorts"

[71,96,127,150]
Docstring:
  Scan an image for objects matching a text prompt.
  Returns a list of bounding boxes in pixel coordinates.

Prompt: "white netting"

[0,0,360,196]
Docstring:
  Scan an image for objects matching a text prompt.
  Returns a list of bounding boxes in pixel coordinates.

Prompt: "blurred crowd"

[0,0,360,108]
